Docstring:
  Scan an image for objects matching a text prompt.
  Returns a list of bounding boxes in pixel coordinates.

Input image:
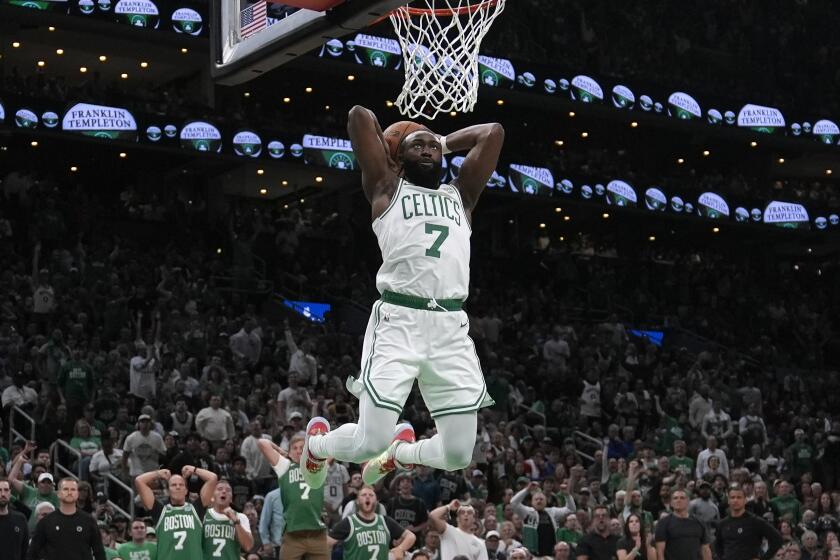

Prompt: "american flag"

[240,1,267,39]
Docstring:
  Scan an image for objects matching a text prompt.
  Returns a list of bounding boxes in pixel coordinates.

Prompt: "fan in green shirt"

[57,353,96,416]
[770,481,802,523]
[668,441,695,476]
[100,527,122,560]
[8,442,59,529]
[118,519,158,560]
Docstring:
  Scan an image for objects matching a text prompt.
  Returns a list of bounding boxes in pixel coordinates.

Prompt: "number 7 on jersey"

[425,224,449,258]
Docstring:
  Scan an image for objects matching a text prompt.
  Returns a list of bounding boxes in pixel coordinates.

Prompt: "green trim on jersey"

[378,178,405,221]
[203,511,240,560]
[444,184,472,231]
[155,503,204,560]
[279,463,326,533]
[343,514,392,560]
[361,301,403,413]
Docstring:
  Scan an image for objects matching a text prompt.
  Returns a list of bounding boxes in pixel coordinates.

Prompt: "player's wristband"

[439,135,451,155]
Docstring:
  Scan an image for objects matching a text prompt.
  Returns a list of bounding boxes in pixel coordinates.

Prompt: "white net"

[389,0,506,120]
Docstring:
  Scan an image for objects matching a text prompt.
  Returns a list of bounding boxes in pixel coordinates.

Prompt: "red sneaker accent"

[307,421,329,462]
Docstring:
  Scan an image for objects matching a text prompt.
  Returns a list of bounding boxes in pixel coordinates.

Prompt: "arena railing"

[52,439,134,520]
[8,405,37,448]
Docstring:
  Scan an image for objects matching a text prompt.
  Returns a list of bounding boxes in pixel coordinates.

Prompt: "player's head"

[289,435,305,463]
[356,485,378,514]
[398,130,443,189]
[168,474,188,504]
[57,477,78,505]
[214,479,233,509]
[131,519,148,543]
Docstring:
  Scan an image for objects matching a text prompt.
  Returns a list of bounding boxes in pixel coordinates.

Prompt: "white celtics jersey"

[373,178,471,300]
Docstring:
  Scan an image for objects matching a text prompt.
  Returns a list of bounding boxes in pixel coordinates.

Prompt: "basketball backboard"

[211,0,406,86]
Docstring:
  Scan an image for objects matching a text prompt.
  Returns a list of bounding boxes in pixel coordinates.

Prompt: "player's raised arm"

[348,105,397,211]
[446,122,505,211]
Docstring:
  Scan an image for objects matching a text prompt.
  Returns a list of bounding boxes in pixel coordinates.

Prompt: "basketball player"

[256,435,328,560]
[202,480,253,560]
[134,465,218,560]
[328,485,416,560]
[303,105,504,487]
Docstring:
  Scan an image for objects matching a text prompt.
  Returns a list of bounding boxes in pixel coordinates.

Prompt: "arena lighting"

[259,188,268,195]
[244,92,250,97]
[300,198,305,203]
[808,248,812,253]
[496,99,504,105]
[778,158,785,164]
[70,166,78,172]
[99,55,107,62]
[386,100,394,107]
[750,141,758,147]
[281,180,289,186]
[216,248,222,254]
[347,74,355,81]
[568,111,575,117]
[48,26,55,31]
[256,169,264,175]
[581,132,589,138]
[181,48,188,54]
[119,152,127,158]
[713,227,720,233]
[559,236,565,241]
[140,61,149,68]
[554,207,562,213]
[554,140,564,146]
[677,158,685,164]
[794,264,799,271]
[324,105,331,110]
[284,204,290,209]
[507,219,514,224]
[120,73,128,79]
[539,223,546,229]
[30,141,38,147]
[826,169,833,175]
[80,66,88,73]
[648,235,656,241]
[563,216,571,221]
[283,97,291,103]
[702,150,710,156]
[56,49,64,55]
[12,42,20,48]
[450,111,457,117]
[37,61,45,67]
[602,213,610,219]
[315,176,324,183]
[305,87,313,93]
[630,121,638,128]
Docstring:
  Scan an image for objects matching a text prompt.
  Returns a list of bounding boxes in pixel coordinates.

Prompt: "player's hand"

[390,547,406,560]
[158,469,172,481]
[182,465,196,479]
[449,499,461,511]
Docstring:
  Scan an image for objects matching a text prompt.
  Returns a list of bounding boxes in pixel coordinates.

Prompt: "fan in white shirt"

[429,500,488,560]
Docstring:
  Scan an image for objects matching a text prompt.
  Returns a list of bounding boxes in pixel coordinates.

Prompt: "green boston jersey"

[279,462,326,533]
[203,510,242,560]
[343,514,392,560]
[154,501,205,560]
[117,541,158,560]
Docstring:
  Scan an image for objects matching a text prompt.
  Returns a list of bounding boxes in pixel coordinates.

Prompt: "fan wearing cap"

[429,499,487,560]
[511,475,578,558]
[8,441,58,530]
[484,531,505,560]
[327,485,415,560]
[117,518,158,560]
[134,464,218,560]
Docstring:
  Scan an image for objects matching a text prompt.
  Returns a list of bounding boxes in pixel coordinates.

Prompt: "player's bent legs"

[308,392,399,463]
[394,412,477,470]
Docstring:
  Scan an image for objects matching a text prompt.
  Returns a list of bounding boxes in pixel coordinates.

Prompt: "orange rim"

[391,0,499,18]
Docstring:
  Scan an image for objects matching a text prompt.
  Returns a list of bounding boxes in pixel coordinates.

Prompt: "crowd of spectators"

[1,157,839,560]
